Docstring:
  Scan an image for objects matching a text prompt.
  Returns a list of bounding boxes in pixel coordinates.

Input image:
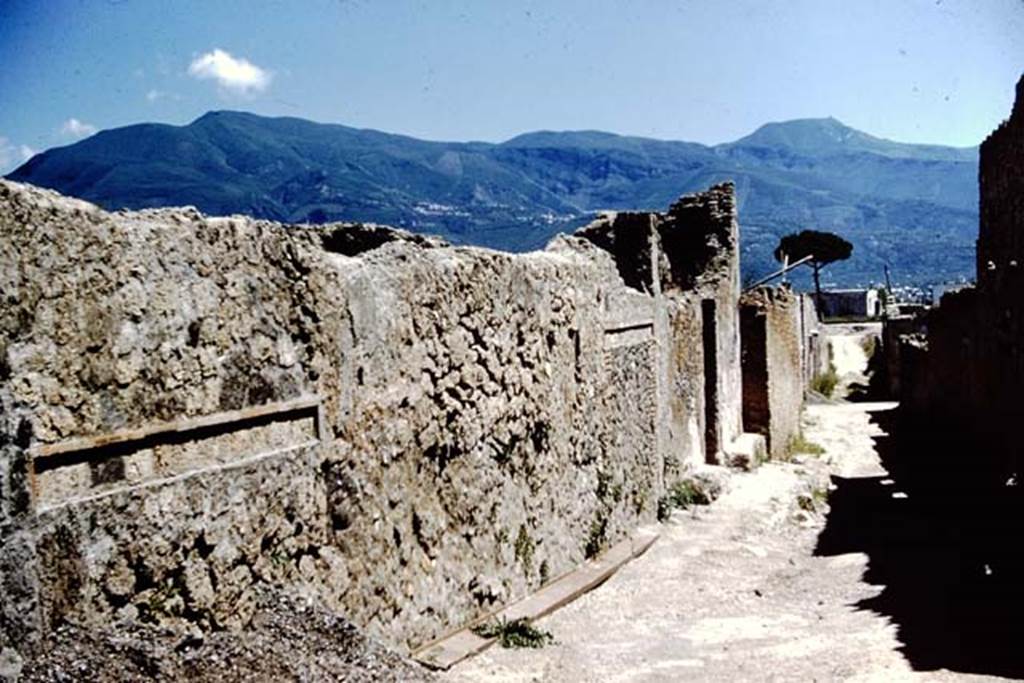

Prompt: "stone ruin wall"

[971,72,1024,456]
[881,313,925,400]
[578,183,744,466]
[666,188,745,460]
[977,76,1024,299]
[799,293,830,386]
[893,75,1023,476]
[740,287,819,458]
[0,180,753,662]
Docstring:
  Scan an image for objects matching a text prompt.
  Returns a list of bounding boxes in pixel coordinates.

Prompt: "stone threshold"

[412,526,659,671]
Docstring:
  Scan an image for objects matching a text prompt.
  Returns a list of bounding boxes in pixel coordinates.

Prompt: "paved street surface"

[443,400,1005,682]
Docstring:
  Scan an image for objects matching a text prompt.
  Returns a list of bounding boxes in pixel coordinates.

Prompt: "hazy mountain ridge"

[7,111,979,287]
[725,116,976,162]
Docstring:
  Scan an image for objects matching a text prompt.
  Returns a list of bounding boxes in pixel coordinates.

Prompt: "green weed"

[787,434,826,456]
[583,514,608,558]
[473,617,554,648]
[514,525,534,574]
[656,479,711,521]
[810,365,840,397]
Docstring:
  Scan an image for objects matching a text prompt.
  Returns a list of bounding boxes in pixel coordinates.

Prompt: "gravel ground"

[15,588,434,682]
[442,401,1009,682]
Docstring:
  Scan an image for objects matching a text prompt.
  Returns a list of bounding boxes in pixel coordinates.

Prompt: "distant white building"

[817,289,881,319]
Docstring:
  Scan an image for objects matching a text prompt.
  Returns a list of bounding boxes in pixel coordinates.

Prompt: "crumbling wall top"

[1015,74,1024,119]
[573,212,656,292]
[571,183,741,297]
[740,285,797,310]
[660,182,738,293]
[982,73,1024,151]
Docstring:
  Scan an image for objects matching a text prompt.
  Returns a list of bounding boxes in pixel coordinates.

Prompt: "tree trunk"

[812,263,823,315]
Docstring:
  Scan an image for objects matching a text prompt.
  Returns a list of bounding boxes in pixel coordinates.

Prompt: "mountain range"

[6,111,980,288]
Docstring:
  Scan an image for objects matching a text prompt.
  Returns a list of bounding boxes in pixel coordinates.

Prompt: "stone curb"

[412,527,659,670]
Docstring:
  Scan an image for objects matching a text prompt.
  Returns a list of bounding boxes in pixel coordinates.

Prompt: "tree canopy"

[773,230,853,268]
[774,230,853,309]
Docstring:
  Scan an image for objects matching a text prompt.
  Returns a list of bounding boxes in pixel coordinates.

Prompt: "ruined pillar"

[658,183,743,464]
[739,287,804,458]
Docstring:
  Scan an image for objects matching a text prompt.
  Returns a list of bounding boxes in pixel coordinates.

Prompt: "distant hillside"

[6,111,979,287]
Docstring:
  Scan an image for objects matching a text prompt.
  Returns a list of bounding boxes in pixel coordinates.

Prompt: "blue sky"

[0,0,1022,172]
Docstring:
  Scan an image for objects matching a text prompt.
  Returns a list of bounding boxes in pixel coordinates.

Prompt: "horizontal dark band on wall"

[31,395,322,462]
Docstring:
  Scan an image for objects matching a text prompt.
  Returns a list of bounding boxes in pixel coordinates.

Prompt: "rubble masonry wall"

[740,287,811,457]
[0,180,741,659]
[895,75,1024,476]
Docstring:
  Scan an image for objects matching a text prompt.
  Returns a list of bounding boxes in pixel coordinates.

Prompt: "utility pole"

[743,255,813,291]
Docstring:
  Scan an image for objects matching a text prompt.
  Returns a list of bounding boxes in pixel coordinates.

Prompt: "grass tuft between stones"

[797,486,830,512]
[472,617,554,648]
[787,433,826,456]
[656,479,711,522]
[810,364,840,397]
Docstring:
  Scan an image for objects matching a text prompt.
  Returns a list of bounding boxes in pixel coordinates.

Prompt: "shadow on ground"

[844,339,888,402]
[815,407,1024,678]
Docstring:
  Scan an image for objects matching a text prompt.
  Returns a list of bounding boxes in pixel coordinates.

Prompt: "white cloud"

[188,48,271,95]
[60,118,98,138]
[0,137,14,170]
[0,137,34,173]
[145,89,181,104]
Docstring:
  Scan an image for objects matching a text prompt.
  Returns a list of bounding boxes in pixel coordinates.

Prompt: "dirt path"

[826,323,880,397]
[441,401,1002,682]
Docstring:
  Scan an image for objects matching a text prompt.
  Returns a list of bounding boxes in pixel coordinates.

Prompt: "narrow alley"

[443,334,1015,682]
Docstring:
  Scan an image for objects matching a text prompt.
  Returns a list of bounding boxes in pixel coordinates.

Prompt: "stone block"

[724,433,767,471]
